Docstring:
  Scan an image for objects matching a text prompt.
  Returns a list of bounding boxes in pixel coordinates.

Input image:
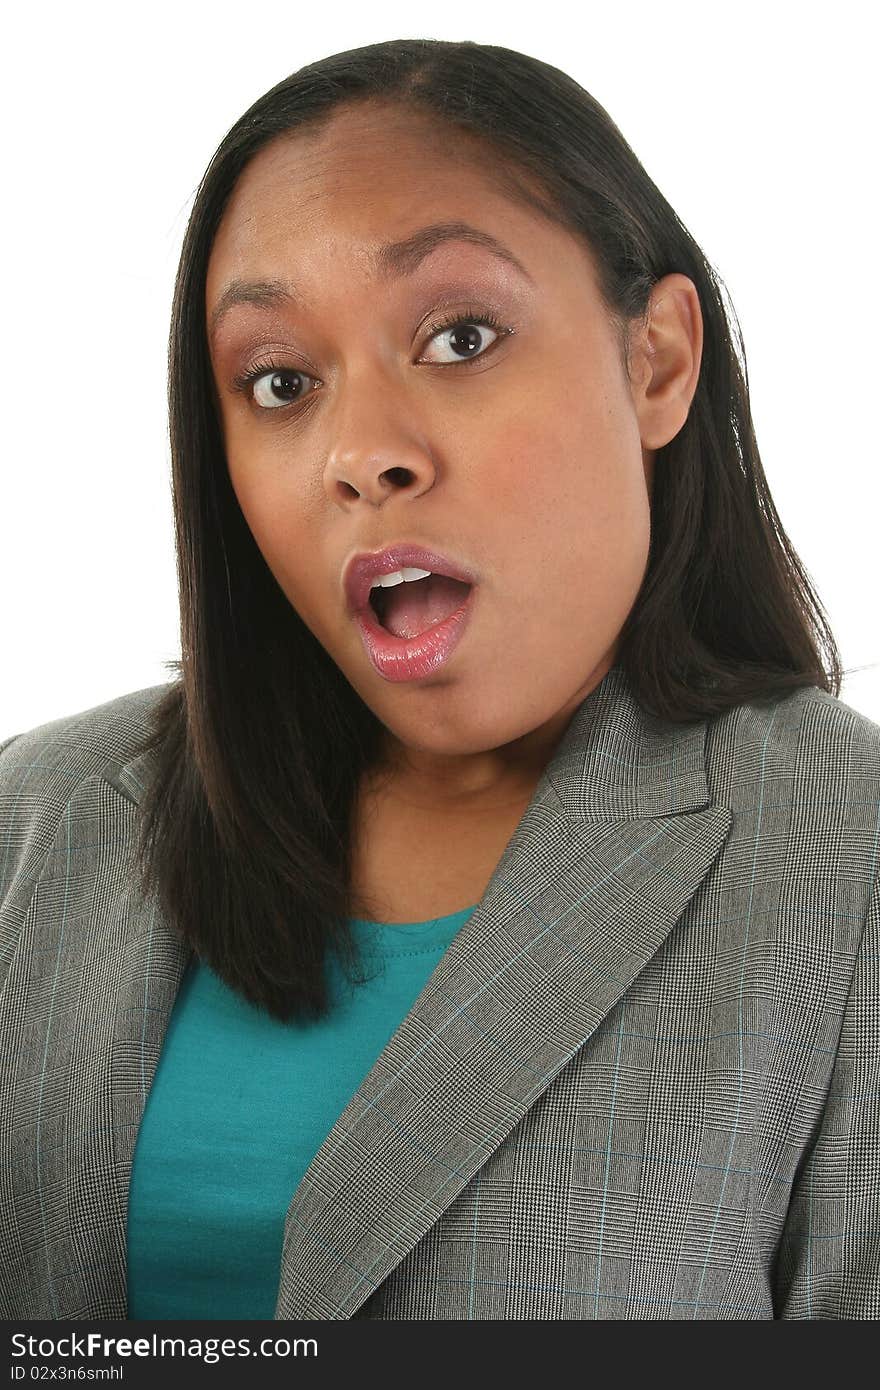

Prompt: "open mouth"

[368,573,473,640]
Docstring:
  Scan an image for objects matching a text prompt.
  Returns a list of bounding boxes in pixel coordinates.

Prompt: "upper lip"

[343,543,479,614]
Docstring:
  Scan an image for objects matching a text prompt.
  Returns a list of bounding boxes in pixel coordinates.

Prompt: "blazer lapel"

[272,665,733,1318]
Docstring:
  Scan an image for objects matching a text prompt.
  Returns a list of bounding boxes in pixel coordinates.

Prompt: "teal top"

[126,906,477,1320]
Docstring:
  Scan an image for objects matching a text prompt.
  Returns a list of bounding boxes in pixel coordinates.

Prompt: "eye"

[231,358,318,411]
[417,308,510,366]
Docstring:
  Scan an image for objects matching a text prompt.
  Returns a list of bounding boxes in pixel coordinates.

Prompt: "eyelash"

[230,306,510,411]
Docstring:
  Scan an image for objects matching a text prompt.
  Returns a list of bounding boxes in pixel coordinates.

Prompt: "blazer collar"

[528,661,712,820]
[98,662,733,1320]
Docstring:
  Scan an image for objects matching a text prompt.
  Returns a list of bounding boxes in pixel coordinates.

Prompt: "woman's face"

[205,102,700,791]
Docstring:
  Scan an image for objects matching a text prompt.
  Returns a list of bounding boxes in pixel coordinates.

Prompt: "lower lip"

[354,587,476,682]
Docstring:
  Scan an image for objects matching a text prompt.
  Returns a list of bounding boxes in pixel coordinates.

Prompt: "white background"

[2,0,877,737]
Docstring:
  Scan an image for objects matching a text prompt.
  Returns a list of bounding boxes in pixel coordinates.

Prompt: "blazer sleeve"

[773,865,880,1318]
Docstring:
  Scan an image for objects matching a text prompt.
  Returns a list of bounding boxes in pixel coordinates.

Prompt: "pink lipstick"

[342,542,479,682]
[355,586,476,681]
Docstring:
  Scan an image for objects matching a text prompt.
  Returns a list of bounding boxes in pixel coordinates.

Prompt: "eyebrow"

[207,220,533,342]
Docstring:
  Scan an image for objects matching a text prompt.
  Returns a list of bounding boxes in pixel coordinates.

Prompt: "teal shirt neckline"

[348,903,479,954]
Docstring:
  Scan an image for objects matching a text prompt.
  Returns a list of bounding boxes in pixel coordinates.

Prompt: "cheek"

[490,381,651,626]
[224,425,309,543]
[227,462,320,608]
[228,470,283,554]
[566,442,652,606]
[483,377,647,538]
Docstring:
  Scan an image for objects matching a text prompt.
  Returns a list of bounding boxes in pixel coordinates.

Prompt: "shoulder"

[703,682,880,950]
[1,683,170,792]
[704,681,880,800]
[0,684,171,900]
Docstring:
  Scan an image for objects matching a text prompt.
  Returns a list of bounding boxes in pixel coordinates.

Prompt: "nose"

[322,378,437,507]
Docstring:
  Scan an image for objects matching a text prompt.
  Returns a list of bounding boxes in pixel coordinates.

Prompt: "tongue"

[379,574,472,640]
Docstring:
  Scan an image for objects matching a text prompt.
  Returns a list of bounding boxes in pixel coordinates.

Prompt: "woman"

[1,38,877,1322]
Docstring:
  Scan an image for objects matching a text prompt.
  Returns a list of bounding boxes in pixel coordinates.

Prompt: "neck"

[363,653,618,813]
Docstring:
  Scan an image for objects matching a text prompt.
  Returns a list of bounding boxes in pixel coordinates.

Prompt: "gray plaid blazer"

[1,664,879,1320]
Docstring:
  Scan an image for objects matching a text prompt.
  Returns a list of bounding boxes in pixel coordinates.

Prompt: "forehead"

[217,103,515,231]
[205,102,591,300]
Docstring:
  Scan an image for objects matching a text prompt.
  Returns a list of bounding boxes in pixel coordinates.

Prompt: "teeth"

[370,566,432,590]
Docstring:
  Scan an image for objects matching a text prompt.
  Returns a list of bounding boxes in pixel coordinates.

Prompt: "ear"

[630,273,703,451]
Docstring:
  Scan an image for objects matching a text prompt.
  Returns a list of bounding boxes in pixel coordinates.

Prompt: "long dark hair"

[131,37,843,1023]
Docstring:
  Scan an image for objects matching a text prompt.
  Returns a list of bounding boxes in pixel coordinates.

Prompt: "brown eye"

[418,311,509,366]
[236,364,319,405]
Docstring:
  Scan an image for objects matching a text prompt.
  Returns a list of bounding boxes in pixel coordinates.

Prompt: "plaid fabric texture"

[1,663,878,1320]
